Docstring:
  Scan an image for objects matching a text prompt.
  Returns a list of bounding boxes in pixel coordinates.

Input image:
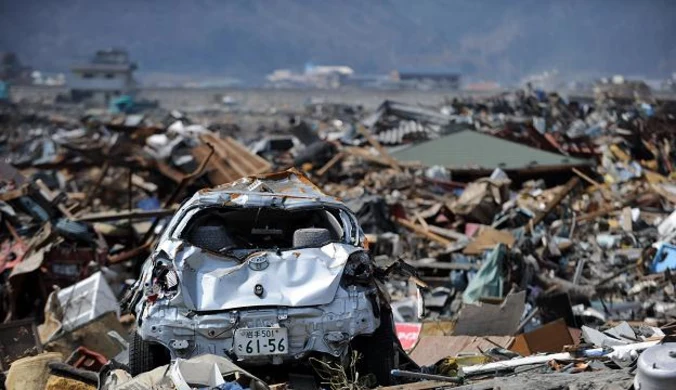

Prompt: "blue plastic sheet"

[651,244,676,273]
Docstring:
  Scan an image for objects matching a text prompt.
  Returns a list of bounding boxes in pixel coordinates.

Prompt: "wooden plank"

[396,217,453,247]
[355,124,401,171]
[108,242,152,264]
[155,161,185,183]
[571,167,601,189]
[415,212,429,231]
[83,160,110,206]
[131,174,158,193]
[621,206,633,232]
[463,227,515,255]
[572,167,613,202]
[316,152,345,177]
[575,192,641,223]
[425,224,469,241]
[526,176,579,232]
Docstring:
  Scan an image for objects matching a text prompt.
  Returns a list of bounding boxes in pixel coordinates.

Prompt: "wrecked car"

[125,169,399,384]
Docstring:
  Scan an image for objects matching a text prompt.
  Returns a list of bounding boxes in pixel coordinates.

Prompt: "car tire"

[129,331,170,376]
[352,308,396,386]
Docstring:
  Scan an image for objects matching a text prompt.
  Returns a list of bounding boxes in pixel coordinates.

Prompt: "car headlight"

[148,258,179,300]
[340,251,374,287]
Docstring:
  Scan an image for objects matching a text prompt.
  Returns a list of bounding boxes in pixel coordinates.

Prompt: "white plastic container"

[56,271,119,331]
[634,342,676,390]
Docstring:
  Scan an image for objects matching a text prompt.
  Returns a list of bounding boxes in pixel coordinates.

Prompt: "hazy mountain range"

[1,0,675,84]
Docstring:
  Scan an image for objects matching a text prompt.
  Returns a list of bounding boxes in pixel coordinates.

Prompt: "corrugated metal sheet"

[376,120,438,145]
[194,134,272,185]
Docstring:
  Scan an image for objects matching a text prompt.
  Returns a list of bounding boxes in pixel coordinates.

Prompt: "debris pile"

[0,89,675,389]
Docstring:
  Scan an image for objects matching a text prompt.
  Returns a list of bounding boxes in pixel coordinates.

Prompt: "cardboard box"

[510,318,575,356]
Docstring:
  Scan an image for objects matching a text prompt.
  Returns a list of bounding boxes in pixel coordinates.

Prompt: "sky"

[1,0,675,84]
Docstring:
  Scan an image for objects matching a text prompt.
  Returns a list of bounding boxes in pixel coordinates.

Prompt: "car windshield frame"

[168,203,362,252]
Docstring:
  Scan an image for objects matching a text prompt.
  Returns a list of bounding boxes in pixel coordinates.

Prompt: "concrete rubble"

[0,88,675,389]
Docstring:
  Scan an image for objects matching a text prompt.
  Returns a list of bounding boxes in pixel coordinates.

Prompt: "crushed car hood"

[171,242,360,311]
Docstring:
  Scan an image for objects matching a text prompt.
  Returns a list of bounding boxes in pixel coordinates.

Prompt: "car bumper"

[138,286,380,364]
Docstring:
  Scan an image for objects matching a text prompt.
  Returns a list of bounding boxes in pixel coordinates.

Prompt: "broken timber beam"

[526,176,579,233]
[355,124,401,171]
[316,151,345,177]
[575,192,641,223]
[83,160,110,207]
[396,217,453,247]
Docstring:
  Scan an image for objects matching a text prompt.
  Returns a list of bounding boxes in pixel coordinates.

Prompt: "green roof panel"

[391,130,591,170]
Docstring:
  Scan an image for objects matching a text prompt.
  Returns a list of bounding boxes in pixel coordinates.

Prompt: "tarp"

[462,244,505,304]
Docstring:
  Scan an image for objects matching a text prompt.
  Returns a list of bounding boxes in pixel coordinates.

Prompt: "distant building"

[30,71,66,86]
[266,64,355,88]
[392,69,461,90]
[69,48,137,104]
[0,52,33,84]
[593,75,652,102]
[662,73,676,92]
[304,65,354,88]
[520,69,561,91]
[340,74,391,88]
[266,69,308,87]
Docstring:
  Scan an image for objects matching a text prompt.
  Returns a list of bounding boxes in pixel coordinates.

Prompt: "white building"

[69,48,137,104]
[266,65,355,89]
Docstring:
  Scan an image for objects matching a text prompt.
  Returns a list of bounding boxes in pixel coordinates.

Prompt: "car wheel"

[129,331,170,376]
[351,308,396,386]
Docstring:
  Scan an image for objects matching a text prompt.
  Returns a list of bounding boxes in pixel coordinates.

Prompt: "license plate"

[234,327,288,356]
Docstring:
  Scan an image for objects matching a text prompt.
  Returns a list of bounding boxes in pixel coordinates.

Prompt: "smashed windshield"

[180,206,346,253]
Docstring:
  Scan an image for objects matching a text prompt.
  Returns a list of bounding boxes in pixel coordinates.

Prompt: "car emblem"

[248,255,269,271]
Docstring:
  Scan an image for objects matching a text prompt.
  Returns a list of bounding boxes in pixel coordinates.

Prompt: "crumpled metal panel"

[176,243,360,311]
[213,169,327,196]
[189,169,343,209]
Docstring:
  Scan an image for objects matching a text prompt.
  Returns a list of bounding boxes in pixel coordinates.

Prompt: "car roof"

[184,168,345,209]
